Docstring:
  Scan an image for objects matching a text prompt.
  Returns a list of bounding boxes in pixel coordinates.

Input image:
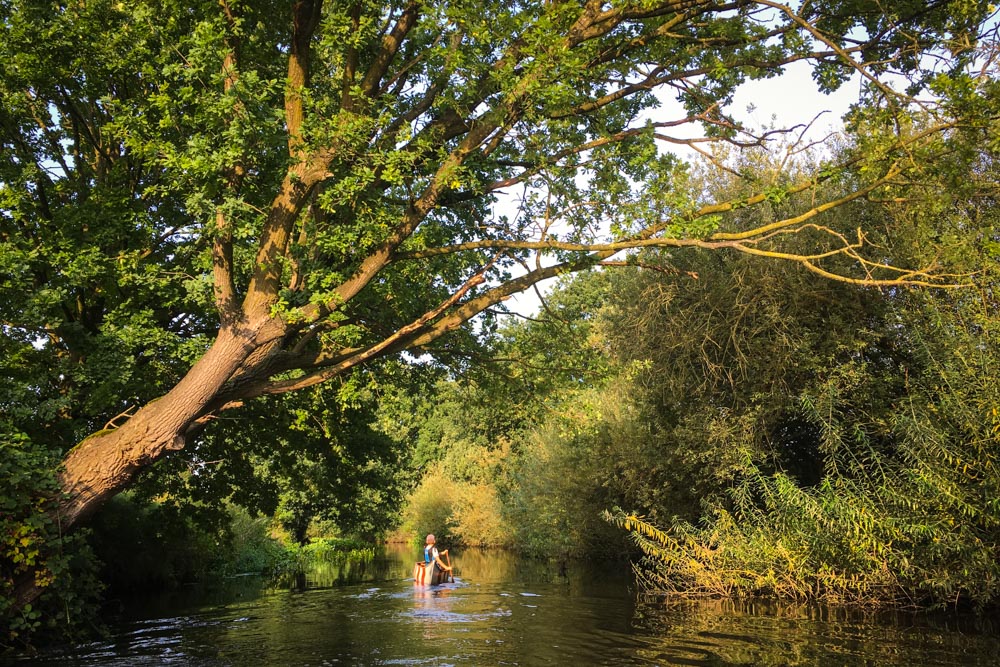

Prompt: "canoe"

[413,561,450,585]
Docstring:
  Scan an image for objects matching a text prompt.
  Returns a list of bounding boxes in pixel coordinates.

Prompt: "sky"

[502,61,861,317]
[730,61,859,144]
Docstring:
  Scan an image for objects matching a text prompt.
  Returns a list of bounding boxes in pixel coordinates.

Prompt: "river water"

[9,545,1000,666]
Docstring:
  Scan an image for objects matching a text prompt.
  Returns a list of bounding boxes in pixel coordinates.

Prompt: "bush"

[450,482,512,547]
[1,431,100,650]
[399,461,518,549]
[608,353,1000,610]
[399,467,459,543]
[504,383,663,559]
[224,506,287,575]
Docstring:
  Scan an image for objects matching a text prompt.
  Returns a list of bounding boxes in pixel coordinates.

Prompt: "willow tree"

[0,0,994,603]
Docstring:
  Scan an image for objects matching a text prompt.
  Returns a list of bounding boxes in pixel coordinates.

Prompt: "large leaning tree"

[0,0,995,598]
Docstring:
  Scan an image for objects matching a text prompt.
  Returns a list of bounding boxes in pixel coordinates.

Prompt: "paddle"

[444,550,454,583]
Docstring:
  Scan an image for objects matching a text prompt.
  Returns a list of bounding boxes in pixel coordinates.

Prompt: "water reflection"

[631,598,1000,666]
[7,545,1000,666]
[272,552,391,589]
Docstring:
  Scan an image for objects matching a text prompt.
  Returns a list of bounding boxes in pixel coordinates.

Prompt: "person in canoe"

[424,533,453,578]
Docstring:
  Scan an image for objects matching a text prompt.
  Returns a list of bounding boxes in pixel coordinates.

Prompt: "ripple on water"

[9,548,1000,666]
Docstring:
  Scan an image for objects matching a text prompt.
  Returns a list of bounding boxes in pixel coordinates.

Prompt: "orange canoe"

[413,561,450,585]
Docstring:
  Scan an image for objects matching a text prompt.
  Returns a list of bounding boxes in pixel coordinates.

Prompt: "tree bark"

[57,326,258,526]
[12,327,266,609]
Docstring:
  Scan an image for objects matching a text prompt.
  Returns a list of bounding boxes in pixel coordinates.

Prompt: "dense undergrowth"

[0,434,100,650]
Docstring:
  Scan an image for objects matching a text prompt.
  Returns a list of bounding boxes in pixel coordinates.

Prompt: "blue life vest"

[424,544,433,564]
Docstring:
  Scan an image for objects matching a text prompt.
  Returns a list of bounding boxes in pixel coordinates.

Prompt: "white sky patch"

[730,61,859,143]
[503,62,859,317]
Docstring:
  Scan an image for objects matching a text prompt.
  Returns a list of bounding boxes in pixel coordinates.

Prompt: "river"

[8,544,999,666]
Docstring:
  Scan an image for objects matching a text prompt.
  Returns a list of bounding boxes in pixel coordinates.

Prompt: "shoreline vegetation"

[99,503,1000,615]
[93,502,378,590]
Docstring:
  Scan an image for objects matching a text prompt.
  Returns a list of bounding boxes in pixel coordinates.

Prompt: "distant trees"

[398,123,1000,606]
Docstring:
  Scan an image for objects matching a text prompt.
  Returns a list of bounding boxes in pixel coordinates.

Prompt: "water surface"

[11,545,999,666]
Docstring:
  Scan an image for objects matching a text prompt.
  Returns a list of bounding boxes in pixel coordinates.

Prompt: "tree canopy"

[2,0,998,618]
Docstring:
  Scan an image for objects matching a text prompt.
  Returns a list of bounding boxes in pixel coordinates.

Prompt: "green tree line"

[402,128,1000,607]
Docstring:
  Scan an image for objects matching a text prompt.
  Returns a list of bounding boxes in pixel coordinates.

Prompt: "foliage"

[502,381,648,558]
[602,132,1000,608]
[2,0,998,639]
[398,427,515,548]
[0,432,99,650]
[0,0,983,471]
[398,467,461,545]
[88,497,375,587]
[224,505,288,576]
[384,355,546,547]
[449,481,512,548]
[128,365,411,545]
[609,366,1000,609]
[393,269,625,552]
[86,494,230,592]
[269,537,376,579]
[301,537,374,564]
[489,270,617,397]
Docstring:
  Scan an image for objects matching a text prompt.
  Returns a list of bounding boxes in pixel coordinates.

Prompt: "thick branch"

[360,0,421,98]
[286,0,324,156]
[405,261,593,349]
[211,263,493,404]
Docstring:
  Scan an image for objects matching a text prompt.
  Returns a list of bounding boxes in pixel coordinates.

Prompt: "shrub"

[224,506,287,575]
[1,431,100,650]
[399,467,459,542]
[450,483,512,547]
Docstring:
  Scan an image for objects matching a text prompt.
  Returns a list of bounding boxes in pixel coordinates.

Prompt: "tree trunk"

[57,327,256,526]
[12,328,261,610]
